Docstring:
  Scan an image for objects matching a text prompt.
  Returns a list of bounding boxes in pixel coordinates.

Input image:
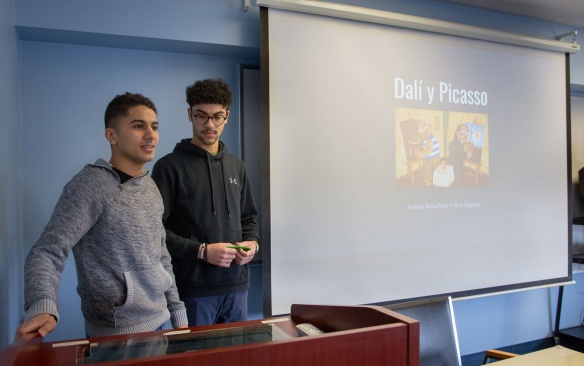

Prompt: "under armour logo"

[229,178,238,185]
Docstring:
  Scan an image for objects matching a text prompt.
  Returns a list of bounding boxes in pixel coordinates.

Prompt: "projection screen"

[260,3,573,316]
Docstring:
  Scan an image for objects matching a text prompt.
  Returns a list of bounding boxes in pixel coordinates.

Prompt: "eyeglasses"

[191,112,227,126]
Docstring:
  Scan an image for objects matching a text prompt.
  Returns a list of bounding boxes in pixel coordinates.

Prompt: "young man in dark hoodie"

[152,79,259,326]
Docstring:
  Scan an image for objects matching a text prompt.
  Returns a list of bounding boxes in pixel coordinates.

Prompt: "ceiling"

[440,0,584,29]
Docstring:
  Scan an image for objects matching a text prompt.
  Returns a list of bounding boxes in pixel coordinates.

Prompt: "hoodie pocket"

[113,263,173,327]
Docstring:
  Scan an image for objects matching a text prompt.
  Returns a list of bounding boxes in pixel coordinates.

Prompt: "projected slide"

[264,7,569,316]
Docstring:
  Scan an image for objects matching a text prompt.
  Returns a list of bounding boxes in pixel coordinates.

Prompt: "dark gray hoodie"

[152,140,259,298]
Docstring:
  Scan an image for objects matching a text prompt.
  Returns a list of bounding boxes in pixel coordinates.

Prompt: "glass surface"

[76,323,292,364]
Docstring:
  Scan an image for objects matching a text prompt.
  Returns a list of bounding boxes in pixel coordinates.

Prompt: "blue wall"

[0,0,23,352]
[2,0,584,360]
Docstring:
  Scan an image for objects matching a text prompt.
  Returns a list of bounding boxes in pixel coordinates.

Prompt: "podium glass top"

[76,323,292,364]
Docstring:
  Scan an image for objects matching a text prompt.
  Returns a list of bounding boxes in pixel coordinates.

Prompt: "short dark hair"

[185,79,232,110]
[104,92,157,129]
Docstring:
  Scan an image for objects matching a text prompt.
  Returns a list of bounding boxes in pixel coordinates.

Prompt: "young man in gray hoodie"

[16,93,188,339]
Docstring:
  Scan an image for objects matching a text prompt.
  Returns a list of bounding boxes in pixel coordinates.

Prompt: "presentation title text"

[395,77,488,106]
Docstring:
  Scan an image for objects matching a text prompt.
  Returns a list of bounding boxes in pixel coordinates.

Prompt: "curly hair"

[104,92,157,129]
[185,79,232,110]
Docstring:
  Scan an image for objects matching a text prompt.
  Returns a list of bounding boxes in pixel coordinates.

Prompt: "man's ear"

[105,127,117,145]
[187,108,192,123]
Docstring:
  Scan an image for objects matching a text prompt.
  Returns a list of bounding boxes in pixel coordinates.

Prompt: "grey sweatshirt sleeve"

[23,169,105,321]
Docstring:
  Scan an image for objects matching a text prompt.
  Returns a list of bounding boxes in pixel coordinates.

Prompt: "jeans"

[183,290,248,327]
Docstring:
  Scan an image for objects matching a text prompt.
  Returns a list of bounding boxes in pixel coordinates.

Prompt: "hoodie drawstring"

[206,153,231,218]
[221,160,232,218]
[205,154,217,216]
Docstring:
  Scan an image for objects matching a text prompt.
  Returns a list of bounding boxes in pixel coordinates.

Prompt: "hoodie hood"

[173,138,227,157]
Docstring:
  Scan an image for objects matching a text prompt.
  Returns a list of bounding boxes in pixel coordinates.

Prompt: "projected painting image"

[395,108,489,188]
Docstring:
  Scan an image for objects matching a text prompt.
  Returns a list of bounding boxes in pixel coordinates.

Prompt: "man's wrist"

[251,240,259,253]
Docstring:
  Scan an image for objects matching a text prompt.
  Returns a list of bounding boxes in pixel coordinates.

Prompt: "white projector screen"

[261,6,571,316]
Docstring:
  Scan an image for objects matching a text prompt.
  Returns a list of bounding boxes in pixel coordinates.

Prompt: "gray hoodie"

[24,159,187,337]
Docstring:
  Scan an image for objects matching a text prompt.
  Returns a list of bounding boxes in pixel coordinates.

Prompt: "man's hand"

[206,243,237,268]
[205,242,257,267]
[233,241,257,265]
[15,313,57,339]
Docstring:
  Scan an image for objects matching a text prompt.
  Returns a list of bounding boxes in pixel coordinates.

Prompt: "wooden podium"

[1,304,419,366]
